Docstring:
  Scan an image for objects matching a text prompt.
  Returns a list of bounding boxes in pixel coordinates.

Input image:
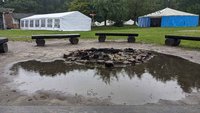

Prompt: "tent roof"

[22,11,86,20]
[124,19,134,23]
[142,8,198,17]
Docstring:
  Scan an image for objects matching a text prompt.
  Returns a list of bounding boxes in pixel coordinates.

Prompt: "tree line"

[2,0,200,26]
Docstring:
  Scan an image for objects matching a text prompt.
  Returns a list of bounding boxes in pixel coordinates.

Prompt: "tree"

[93,0,111,26]
[68,0,92,16]
[4,0,69,13]
[109,0,128,26]
[93,0,128,26]
[4,0,38,13]
[126,0,146,21]
[3,0,199,26]
[178,0,200,15]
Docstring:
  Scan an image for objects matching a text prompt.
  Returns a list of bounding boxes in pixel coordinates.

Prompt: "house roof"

[13,13,34,20]
[0,8,14,13]
[142,8,198,17]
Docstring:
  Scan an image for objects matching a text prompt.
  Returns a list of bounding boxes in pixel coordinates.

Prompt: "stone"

[90,48,98,52]
[124,48,135,52]
[103,54,110,61]
[136,55,142,61]
[98,52,106,60]
[114,61,124,65]
[140,53,148,57]
[79,60,88,63]
[93,53,99,59]
[97,60,105,64]
[128,58,136,63]
[118,52,124,56]
[123,61,131,65]
[28,98,33,101]
[63,48,153,67]
[108,54,114,60]
[63,54,67,58]
[71,57,77,61]
[114,54,124,61]
[89,60,97,64]
[105,61,114,68]
[81,54,90,60]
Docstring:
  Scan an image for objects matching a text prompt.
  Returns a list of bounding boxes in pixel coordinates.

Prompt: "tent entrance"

[150,18,162,27]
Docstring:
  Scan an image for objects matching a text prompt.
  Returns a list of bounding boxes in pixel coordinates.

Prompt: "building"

[20,11,92,31]
[0,8,33,29]
[12,13,34,29]
[138,8,199,27]
[0,8,14,29]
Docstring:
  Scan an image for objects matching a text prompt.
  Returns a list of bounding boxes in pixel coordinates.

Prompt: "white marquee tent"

[99,20,115,26]
[124,19,134,25]
[20,11,92,31]
[94,21,101,26]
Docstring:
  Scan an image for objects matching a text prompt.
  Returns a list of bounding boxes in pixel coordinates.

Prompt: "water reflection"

[9,53,200,105]
[10,53,200,93]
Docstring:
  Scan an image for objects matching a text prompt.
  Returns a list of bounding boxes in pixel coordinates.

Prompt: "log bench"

[0,38,8,53]
[95,33,139,43]
[32,34,80,46]
[165,35,200,46]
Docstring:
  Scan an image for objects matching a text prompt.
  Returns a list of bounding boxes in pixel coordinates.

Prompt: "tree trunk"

[104,13,107,26]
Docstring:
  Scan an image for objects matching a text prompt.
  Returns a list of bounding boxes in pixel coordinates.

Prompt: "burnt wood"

[95,33,139,43]
[165,35,200,46]
[32,34,80,46]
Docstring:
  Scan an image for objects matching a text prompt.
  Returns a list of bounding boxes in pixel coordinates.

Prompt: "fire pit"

[64,48,154,67]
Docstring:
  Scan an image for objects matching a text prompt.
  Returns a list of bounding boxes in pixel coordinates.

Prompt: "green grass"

[1,26,200,49]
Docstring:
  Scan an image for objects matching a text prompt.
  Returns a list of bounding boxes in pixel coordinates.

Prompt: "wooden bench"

[0,38,8,53]
[165,35,200,46]
[32,34,80,46]
[95,33,139,43]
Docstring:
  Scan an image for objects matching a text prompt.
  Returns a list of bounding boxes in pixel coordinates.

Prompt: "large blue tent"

[138,8,199,27]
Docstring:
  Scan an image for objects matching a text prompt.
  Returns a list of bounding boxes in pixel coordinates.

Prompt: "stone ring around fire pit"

[64,48,154,68]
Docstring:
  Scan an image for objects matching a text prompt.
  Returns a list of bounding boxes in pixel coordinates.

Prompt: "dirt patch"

[1,40,200,106]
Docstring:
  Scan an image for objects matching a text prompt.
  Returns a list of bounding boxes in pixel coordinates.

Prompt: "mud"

[1,40,200,106]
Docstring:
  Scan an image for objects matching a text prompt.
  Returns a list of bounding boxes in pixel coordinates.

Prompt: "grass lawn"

[1,26,200,49]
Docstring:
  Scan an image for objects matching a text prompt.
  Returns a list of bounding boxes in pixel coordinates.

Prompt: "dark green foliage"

[178,0,200,15]
[2,0,200,26]
[68,0,92,16]
[3,0,72,13]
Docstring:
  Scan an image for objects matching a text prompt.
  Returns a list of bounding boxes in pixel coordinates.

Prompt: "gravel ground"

[0,40,200,112]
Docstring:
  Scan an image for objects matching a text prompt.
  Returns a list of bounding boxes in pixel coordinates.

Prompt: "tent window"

[35,20,40,27]
[54,19,60,28]
[41,19,46,27]
[25,20,29,27]
[30,20,34,27]
[47,19,53,28]
[21,20,25,27]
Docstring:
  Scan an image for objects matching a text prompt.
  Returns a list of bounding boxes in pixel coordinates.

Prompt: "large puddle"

[9,53,200,105]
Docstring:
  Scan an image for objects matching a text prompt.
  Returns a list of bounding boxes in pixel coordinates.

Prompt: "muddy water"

[9,53,200,105]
